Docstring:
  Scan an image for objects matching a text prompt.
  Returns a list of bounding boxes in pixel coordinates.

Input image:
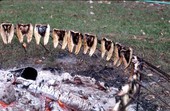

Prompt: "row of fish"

[0,23,133,69]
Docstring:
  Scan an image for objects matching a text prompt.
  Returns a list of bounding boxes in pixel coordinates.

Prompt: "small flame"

[0,101,14,108]
[0,101,8,108]
[57,100,65,108]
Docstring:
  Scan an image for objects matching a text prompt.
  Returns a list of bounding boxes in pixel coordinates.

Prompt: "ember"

[57,100,65,109]
[0,101,13,108]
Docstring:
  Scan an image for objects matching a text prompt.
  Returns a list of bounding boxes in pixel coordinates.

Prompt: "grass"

[0,0,169,73]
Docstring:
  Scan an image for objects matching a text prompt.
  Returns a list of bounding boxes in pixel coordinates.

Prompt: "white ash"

[0,70,16,104]
[0,68,138,111]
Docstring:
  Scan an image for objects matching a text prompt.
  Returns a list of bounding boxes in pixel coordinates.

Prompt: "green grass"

[0,0,169,73]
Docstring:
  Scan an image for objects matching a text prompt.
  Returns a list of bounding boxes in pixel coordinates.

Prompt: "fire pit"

[0,65,141,111]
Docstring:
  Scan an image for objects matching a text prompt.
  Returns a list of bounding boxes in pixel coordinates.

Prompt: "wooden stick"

[142,59,170,81]
[40,42,50,53]
[136,85,141,111]
[136,80,170,108]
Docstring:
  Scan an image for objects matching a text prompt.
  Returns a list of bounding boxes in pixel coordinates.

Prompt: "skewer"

[136,80,170,108]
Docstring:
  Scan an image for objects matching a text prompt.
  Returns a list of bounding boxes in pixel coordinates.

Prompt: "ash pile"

[0,67,139,111]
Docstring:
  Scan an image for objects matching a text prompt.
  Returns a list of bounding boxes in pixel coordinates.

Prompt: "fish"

[34,24,50,45]
[83,33,97,56]
[100,37,114,61]
[16,23,33,43]
[0,23,14,44]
